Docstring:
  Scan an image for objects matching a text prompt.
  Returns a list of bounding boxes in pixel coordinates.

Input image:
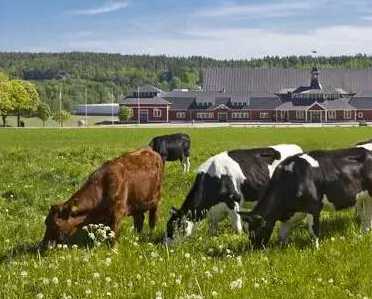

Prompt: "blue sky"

[2,0,372,58]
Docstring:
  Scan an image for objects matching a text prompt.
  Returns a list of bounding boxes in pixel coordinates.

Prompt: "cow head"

[165,207,194,244]
[239,211,274,248]
[41,204,82,248]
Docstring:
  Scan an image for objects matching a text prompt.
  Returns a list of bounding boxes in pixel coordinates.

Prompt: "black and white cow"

[149,133,191,172]
[165,144,303,243]
[239,143,372,249]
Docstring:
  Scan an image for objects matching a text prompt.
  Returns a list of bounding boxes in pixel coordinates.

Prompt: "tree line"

[1,52,372,117]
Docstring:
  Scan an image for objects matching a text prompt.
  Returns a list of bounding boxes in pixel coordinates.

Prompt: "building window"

[232,112,249,119]
[176,112,186,119]
[295,111,305,119]
[259,112,270,119]
[153,109,162,118]
[196,112,214,119]
[358,112,364,119]
[344,110,352,120]
[328,111,336,120]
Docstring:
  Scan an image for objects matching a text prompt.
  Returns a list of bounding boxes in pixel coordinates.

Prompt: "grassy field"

[1,127,372,299]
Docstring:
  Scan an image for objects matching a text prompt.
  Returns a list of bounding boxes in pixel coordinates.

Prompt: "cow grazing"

[149,133,191,172]
[41,148,164,248]
[165,144,303,243]
[240,144,372,249]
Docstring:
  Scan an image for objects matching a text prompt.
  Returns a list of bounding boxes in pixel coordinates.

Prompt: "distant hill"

[1,52,372,111]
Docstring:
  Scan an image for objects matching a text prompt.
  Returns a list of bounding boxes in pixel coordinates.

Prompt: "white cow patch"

[268,144,303,177]
[356,143,372,151]
[184,220,195,236]
[299,154,320,168]
[197,152,246,193]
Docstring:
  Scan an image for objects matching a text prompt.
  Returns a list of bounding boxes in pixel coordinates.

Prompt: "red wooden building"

[119,68,372,123]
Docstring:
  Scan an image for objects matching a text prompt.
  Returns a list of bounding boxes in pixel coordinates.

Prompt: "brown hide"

[42,147,164,246]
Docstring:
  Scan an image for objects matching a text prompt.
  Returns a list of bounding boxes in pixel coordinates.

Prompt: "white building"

[73,103,119,116]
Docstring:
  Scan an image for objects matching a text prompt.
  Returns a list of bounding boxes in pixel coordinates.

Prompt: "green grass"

[1,127,372,299]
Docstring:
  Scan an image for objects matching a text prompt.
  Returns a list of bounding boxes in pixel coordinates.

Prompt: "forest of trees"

[1,52,372,112]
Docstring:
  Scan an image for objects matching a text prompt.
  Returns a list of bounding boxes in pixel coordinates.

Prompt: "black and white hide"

[240,143,372,249]
[149,133,191,172]
[165,144,303,242]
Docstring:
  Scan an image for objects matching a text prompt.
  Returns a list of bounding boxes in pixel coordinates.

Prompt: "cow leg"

[148,207,158,232]
[180,156,187,173]
[307,213,320,249]
[279,213,306,245]
[133,213,145,233]
[228,201,243,234]
[186,156,191,172]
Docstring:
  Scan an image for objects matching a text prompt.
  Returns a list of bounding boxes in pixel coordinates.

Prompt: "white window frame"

[232,112,250,119]
[344,110,352,120]
[259,112,270,119]
[153,108,162,118]
[328,111,336,120]
[176,111,186,119]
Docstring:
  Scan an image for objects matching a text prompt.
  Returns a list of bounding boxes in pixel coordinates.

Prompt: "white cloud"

[194,1,312,18]
[70,0,129,16]
[62,25,372,59]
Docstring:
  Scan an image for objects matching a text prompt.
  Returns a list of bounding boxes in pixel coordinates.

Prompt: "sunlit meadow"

[1,127,372,298]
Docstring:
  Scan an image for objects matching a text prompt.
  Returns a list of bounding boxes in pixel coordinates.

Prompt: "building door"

[310,111,322,123]
[218,112,228,122]
[139,110,148,123]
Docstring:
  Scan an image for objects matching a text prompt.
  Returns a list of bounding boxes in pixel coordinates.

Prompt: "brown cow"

[41,147,164,247]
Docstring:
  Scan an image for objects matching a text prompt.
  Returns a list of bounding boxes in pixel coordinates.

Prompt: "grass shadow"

[0,242,42,263]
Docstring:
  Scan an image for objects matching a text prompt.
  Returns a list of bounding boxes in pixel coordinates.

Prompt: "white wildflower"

[230,278,243,290]
[211,291,218,297]
[93,272,100,279]
[20,271,28,277]
[85,289,92,295]
[36,293,44,299]
[41,278,49,285]
[105,277,112,283]
[52,277,59,284]
[184,252,191,258]
[105,257,112,266]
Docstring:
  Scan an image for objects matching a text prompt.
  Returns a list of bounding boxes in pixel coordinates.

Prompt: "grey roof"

[128,85,164,94]
[355,90,372,97]
[277,98,355,111]
[204,68,372,96]
[324,98,355,110]
[249,97,281,109]
[120,96,171,105]
[166,97,195,110]
[350,97,372,109]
